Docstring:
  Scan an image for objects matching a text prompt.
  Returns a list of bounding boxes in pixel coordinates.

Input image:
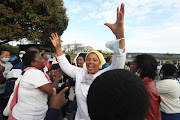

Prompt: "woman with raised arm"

[50,3,126,120]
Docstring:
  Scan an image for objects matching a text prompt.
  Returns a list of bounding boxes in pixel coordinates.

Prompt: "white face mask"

[135,69,140,77]
[19,54,23,58]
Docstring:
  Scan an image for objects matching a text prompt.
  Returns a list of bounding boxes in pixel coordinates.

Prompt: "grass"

[66,53,77,59]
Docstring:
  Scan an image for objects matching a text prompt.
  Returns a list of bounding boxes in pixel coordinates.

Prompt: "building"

[127,53,180,61]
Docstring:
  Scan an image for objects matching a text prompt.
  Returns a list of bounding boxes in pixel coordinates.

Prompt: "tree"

[0,0,68,48]
[62,43,93,54]
[84,46,93,52]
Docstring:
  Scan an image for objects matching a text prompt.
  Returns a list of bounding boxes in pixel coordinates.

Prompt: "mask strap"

[136,69,140,73]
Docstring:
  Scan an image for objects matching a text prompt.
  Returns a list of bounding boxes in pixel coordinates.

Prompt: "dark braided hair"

[134,54,157,79]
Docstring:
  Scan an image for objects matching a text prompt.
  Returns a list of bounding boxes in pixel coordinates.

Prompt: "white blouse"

[57,40,126,120]
[156,79,180,114]
[12,69,50,120]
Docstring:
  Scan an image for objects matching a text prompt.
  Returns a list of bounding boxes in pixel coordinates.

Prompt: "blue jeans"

[161,111,180,120]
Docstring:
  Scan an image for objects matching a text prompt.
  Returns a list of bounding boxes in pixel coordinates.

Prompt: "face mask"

[135,69,140,77]
[1,57,10,63]
[19,54,23,58]
[4,70,10,76]
[160,73,163,79]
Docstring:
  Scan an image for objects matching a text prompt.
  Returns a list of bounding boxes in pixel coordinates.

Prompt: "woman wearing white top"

[156,64,180,120]
[50,3,126,120]
[11,51,61,120]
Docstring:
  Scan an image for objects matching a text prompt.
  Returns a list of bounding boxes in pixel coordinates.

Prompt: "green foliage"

[0,45,19,55]
[0,0,68,48]
[165,60,173,64]
[66,53,77,60]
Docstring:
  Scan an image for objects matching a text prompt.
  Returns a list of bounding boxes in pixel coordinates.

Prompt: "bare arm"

[0,73,5,84]
[0,65,5,84]
[39,79,59,95]
[39,83,54,95]
[39,69,62,95]
[49,33,78,78]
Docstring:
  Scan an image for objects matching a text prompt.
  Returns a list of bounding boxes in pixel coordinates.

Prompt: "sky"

[9,0,180,54]
[60,0,180,54]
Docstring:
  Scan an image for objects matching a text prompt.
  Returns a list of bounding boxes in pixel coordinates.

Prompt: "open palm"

[49,33,61,48]
[104,3,125,39]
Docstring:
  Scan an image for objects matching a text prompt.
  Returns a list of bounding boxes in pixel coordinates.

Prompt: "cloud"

[102,1,114,9]
[136,16,148,24]
[65,1,82,13]
[62,0,180,53]
[80,16,89,21]
[126,23,180,53]
[89,12,102,19]
[96,20,104,25]
[64,0,180,24]
[92,0,103,2]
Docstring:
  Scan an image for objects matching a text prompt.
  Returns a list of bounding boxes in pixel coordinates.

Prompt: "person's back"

[157,80,180,112]
[156,64,180,120]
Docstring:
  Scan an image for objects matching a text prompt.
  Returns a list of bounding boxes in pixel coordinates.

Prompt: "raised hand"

[104,3,125,39]
[50,87,68,109]
[49,33,61,48]
[53,68,63,80]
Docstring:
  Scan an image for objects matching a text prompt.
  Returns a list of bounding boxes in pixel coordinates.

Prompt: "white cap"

[19,51,26,54]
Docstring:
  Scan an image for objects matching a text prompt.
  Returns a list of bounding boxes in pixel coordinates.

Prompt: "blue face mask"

[1,57,10,63]
[160,73,163,79]
[4,70,10,76]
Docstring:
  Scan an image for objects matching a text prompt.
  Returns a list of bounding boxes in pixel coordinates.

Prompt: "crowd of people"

[0,3,180,120]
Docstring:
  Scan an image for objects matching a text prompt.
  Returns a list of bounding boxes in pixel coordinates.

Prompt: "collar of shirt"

[81,71,94,85]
